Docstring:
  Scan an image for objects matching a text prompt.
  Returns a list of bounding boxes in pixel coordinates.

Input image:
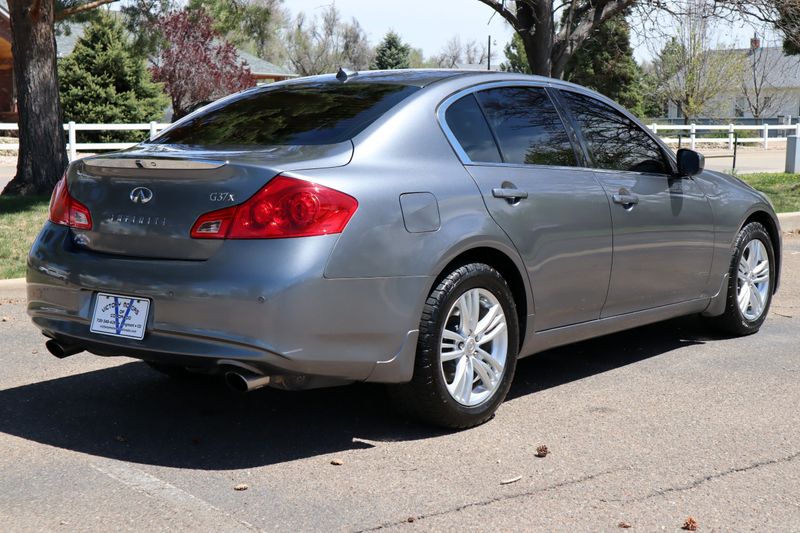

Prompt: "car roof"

[276,69,585,91]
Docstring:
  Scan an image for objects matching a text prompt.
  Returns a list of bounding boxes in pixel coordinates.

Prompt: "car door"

[557,90,715,317]
[441,85,612,331]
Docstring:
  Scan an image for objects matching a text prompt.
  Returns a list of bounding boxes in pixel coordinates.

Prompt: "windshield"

[149,82,420,147]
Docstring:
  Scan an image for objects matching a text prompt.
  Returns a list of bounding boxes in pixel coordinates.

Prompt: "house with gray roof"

[0,6,296,121]
[668,42,800,121]
[55,22,297,83]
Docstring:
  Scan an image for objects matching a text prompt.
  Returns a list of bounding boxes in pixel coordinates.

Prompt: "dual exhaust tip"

[45,339,84,359]
[224,370,270,393]
[44,340,271,393]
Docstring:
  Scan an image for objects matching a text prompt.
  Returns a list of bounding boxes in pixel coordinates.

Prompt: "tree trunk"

[517,1,555,77]
[2,0,67,197]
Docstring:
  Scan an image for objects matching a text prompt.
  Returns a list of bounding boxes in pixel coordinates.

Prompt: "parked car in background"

[28,70,781,428]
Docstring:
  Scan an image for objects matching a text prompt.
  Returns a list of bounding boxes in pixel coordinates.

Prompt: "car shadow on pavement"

[0,315,720,470]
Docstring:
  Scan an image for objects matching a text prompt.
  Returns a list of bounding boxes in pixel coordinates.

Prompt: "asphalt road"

[1,237,799,532]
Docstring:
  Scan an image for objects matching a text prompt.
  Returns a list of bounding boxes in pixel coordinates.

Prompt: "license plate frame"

[90,292,151,340]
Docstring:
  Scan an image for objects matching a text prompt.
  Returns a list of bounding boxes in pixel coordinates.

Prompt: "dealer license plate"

[90,293,150,340]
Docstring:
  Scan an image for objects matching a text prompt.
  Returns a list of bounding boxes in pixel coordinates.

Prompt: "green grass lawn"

[738,173,800,214]
[0,196,49,279]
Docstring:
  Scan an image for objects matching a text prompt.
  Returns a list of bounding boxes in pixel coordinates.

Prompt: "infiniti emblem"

[130,187,154,204]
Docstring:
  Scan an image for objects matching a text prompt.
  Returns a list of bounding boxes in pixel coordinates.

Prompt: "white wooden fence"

[648,123,800,151]
[0,121,171,161]
[0,121,799,160]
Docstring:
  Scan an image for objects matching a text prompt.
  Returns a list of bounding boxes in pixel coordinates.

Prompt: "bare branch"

[56,0,119,22]
[476,0,521,30]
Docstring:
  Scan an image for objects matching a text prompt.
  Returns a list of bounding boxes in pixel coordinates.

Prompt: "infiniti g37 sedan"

[27,70,781,428]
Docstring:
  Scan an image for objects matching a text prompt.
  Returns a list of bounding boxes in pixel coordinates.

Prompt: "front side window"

[150,82,420,147]
[560,91,671,174]
[475,87,578,167]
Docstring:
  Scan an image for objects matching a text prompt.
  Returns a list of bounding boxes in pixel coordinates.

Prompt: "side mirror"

[676,148,704,177]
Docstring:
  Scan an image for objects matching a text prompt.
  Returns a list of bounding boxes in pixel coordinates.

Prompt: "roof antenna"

[336,67,357,82]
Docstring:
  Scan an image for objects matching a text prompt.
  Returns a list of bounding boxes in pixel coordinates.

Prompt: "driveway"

[0,237,799,531]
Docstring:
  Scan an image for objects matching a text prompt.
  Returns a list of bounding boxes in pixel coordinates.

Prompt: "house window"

[734,97,746,118]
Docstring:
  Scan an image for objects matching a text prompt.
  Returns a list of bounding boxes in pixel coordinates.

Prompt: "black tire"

[389,263,519,429]
[713,222,775,336]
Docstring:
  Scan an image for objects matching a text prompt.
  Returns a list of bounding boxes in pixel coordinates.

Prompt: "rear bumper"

[27,223,426,383]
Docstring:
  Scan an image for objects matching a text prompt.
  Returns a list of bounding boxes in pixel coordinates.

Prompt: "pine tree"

[58,12,168,143]
[371,31,411,70]
[563,12,645,117]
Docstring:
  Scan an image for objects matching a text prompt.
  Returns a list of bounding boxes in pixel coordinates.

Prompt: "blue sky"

[283,0,515,60]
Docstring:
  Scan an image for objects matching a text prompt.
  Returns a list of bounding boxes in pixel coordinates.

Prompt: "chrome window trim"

[463,161,596,172]
[437,80,556,166]
[437,80,590,169]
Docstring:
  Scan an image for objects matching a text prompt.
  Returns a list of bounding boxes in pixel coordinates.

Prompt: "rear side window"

[475,87,577,167]
[150,82,420,147]
[560,91,670,174]
[444,94,502,163]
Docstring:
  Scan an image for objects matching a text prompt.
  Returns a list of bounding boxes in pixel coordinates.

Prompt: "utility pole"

[487,35,491,70]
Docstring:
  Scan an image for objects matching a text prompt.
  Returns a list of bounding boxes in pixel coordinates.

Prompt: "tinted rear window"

[475,87,577,167]
[149,82,420,147]
[445,94,502,163]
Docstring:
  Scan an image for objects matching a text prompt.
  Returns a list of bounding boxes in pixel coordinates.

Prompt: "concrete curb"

[0,278,25,289]
[778,211,800,233]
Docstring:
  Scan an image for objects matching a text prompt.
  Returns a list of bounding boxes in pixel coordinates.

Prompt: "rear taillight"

[49,175,92,230]
[190,175,358,239]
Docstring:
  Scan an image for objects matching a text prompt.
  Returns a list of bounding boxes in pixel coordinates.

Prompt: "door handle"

[492,188,528,200]
[612,193,639,206]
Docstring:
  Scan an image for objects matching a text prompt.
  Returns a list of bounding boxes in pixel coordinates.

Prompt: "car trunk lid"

[66,143,352,260]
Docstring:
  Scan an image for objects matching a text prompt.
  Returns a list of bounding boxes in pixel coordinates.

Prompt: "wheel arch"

[429,244,531,349]
[741,209,781,293]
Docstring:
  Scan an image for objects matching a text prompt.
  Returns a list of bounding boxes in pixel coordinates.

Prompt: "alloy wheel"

[440,288,508,407]
[736,239,770,321]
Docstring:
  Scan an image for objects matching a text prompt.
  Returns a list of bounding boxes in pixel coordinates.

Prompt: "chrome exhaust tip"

[224,370,270,393]
[45,339,84,359]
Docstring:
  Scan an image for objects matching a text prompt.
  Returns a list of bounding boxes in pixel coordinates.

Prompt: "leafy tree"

[188,0,288,60]
[408,47,426,68]
[775,1,800,54]
[639,66,667,118]
[58,12,168,143]
[371,31,411,70]
[284,5,372,75]
[151,8,256,120]
[500,33,531,74]
[120,0,177,61]
[3,0,119,197]
[657,8,745,123]
[479,0,640,77]
[563,12,644,116]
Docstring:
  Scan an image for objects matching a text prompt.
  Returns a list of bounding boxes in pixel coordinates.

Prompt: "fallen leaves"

[618,521,632,529]
[500,475,522,485]
[407,517,415,523]
[682,516,698,531]
[1,316,10,322]
[234,483,249,491]
[330,459,344,466]
[535,445,549,458]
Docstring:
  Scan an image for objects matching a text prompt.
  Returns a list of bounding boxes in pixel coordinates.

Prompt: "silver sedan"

[27,70,781,428]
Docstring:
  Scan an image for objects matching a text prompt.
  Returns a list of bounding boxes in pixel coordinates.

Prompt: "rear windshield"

[149,82,420,147]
